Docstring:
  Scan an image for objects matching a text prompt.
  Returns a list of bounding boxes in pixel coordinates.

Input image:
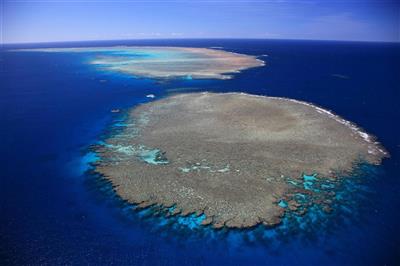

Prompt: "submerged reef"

[93,92,388,229]
[16,46,264,79]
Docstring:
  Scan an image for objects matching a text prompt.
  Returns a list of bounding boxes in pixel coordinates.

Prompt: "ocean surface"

[1,39,399,265]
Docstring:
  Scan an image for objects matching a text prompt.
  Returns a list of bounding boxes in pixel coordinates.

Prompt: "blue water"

[1,39,399,265]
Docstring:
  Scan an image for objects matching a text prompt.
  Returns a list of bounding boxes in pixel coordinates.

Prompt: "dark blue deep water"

[1,39,399,265]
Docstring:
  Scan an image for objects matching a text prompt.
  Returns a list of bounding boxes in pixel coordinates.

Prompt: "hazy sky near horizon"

[2,0,399,43]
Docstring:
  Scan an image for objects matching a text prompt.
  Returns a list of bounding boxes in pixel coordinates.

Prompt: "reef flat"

[16,46,264,79]
[94,92,388,229]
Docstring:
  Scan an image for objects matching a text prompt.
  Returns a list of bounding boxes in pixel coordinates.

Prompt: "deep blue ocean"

[1,39,399,265]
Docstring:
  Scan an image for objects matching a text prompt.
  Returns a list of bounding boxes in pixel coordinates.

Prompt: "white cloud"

[298,12,375,41]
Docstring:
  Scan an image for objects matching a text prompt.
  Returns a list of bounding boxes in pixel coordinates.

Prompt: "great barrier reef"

[2,39,399,265]
[93,92,387,228]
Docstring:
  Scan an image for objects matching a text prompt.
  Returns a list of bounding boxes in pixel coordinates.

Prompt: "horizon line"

[2,37,399,46]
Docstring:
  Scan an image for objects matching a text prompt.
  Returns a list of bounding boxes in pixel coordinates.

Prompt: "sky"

[1,0,399,43]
